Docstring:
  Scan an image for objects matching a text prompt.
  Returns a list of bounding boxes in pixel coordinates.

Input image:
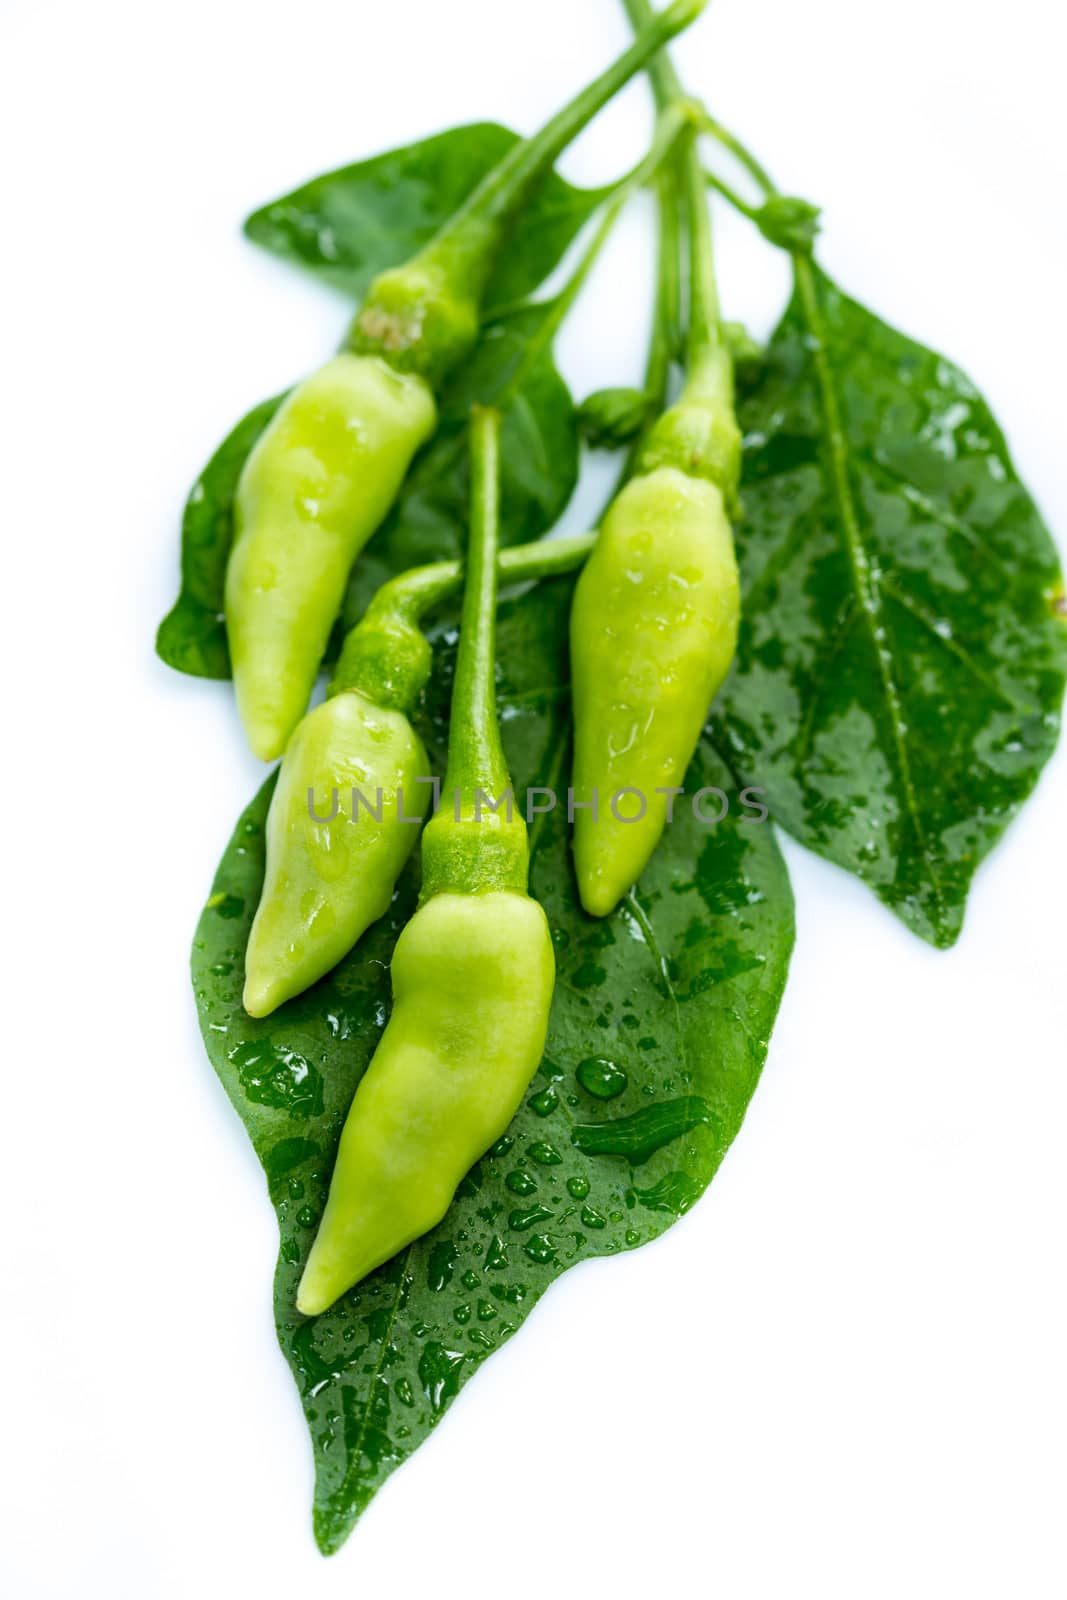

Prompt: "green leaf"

[155,394,286,678]
[243,122,610,311]
[717,262,1067,947]
[191,576,795,1552]
[156,294,580,678]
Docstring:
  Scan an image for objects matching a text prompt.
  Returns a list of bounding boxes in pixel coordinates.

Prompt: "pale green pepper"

[227,356,436,761]
[570,464,740,915]
[242,692,430,1018]
[569,138,742,916]
[225,0,707,761]
[297,409,555,1316]
[243,528,593,1017]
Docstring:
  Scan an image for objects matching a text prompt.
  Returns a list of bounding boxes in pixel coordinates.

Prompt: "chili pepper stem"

[481,100,689,341]
[647,167,684,403]
[681,133,726,383]
[419,410,533,900]
[620,0,729,411]
[445,408,508,804]
[361,532,599,636]
[427,0,707,265]
[622,0,686,106]
[696,106,777,197]
[703,165,763,221]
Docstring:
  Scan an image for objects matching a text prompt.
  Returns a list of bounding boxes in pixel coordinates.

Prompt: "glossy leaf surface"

[156,394,286,678]
[192,577,795,1551]
[717,263,1067,946]
[244,122,610,311]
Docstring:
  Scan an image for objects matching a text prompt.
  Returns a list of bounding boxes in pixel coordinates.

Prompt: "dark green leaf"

[717,262,1067,946]
[155,394,286,678]
[243,122,610,311]
[191,576,795,1552]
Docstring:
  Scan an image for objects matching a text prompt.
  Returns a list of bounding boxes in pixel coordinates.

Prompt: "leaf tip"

[313,1502,357,1558]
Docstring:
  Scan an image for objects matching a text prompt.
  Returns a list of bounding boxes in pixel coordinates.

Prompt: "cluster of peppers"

[217,0,750,1315]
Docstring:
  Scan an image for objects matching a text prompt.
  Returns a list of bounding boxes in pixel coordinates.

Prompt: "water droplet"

[427,1240,457,1292]
[571,1097,712,1164]
[206,891,244,919]
[484,1235,508,1271]
[566,1175,590,1200]
[491,1282,527,1305]
[528,1141,562,1167]
[523,1234,556,1264]
[508,1204,554,1232]
[506,1169,537,1196]
[576,1056,629,1100]
[528,1086,559,1117]
[417,1343,466,1413]
[231,1040,323,1118]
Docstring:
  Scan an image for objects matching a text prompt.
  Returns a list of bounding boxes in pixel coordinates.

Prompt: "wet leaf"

[192,576,795,1551]
[155,394,286,679]
[243,122,610,312]
[717,263,1067,946]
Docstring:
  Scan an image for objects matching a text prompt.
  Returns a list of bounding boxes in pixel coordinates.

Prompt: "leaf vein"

[794,260,948,933]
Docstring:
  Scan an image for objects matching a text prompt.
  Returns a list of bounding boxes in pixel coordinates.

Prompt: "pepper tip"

[242,975,279,1019]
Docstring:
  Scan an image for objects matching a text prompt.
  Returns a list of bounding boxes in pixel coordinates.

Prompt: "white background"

[2,2,1065,1596]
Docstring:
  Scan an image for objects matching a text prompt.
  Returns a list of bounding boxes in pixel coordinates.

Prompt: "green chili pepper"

[242,529,594,1018]
[297,409,556,1316]
[569,136,741,917]
[227,356,437,761]
[224,0,707,761]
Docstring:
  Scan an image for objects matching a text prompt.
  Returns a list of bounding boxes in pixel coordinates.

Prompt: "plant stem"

[703,166,761,224]
[428,0,707,288]
[445,408,509,802]
[622,0,685,107]
[620,0,723,381]
[646,164,684,401]
[683,132,721,368]
[696,107,777,197]
[599,161,683,511]
[520,99,689,347]
[369,532,597,629]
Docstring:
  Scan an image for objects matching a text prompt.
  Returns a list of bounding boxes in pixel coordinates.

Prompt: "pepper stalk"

[419,409,531,900]
[350,0,709,384]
